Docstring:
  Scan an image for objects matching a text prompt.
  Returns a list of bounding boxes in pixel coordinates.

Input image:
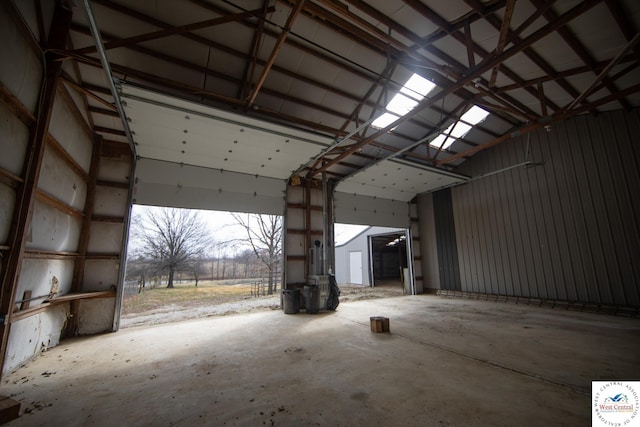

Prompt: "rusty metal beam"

[464,20,475,68]
[537,81,548,117]
[438,82,640,166]
[530,0,629,110]
[246,0,306,107]
[312,0,601,176]
[239,0,269,101]
[73,7,273,56]
[68,134,103,337]
[488,0,515,87]
[564,32,640,112]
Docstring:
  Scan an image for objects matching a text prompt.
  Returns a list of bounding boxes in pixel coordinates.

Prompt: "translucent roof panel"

[372,112,400,129]
[400,74,436,99]
[430,106,489,150]
[461,106,490,125]
[387,93,419,116]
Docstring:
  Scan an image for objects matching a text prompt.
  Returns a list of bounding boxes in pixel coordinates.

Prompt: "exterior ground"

[121,282,404,328]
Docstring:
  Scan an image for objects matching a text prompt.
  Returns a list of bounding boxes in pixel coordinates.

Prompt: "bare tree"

[134,207,211,288]
[231,213,282,294]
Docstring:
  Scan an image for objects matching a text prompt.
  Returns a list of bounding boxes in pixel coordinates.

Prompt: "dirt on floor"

[120,282,405,328]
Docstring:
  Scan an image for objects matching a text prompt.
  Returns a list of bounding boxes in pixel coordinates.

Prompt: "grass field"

[122,280,275,315]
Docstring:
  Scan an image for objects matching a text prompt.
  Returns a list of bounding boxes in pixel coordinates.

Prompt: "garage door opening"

[122,205,283,327]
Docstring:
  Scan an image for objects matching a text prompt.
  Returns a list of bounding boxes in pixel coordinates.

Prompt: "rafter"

[529,0,629,110]
[488,0,515,87]
[438,82,640,166]
[73,7,273,56]
[246,0,306,107]
[311,0,602,176]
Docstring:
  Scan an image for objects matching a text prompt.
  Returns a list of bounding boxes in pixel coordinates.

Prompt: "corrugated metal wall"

[446,109,640,307]
[433,189,462,290]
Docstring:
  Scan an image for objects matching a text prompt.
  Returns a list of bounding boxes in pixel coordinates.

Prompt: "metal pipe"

[431,160,541,194]
[81,0,136,156]
[112,156,137,332]
[321,170,328,275]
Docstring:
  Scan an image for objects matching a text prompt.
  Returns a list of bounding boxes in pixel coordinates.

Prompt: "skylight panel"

[449,122,472,139]
[372,112,399,129]
[401,74,436,99]
[429,132,452,150]
[372,73,436,129]
[387,93,418,116]
[461,106,489,124]
[429,105,490,151]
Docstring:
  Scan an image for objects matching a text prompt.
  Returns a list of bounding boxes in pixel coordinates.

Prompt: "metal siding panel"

[567,119,605,303]
[553,122,586,302]
[451,183,471,292]
[575,118,616,304]
[487,149,508,295]
[503,140,530,297]
[520,145,548,299]
[496,144,520,297]
[536,131,567,301]
[611,112,640,306]
[417,193,440,290]
[433,189,461,290]
[587,116,629,305]
[427,112,639,306]
[476,155,496,294]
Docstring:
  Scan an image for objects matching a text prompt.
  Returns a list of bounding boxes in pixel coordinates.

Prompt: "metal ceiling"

[58,0,640,201]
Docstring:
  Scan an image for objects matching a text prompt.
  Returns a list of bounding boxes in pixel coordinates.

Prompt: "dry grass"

[122,281,266,315]
[122,280,406,319]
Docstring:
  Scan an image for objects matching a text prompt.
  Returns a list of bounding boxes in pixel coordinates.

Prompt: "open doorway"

[369,232,408,292]
[334,225,413,294]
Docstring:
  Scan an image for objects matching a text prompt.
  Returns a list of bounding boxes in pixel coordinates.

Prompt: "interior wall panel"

[48,95,92,172]
[26,201,81,252]
[0,102,29,175]
[447,110,640,307]
[38,144,88,211]
[0,5,43,113]
[15,258,75,308]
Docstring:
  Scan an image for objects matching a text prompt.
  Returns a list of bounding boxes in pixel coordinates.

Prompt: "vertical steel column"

[322,172,328,276]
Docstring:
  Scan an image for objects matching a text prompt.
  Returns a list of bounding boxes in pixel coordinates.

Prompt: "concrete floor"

[2,295,639,426]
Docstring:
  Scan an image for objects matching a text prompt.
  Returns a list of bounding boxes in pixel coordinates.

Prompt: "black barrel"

[282,289,300,314]
[303,285,320,314]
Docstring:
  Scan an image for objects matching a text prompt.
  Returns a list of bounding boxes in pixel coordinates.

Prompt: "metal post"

[322,171,328,276]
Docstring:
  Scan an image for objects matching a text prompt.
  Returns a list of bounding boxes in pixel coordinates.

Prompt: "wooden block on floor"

[0,395,20,424]
[370,316,390,333]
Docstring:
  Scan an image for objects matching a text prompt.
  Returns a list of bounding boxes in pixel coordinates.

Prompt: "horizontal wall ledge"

[436,290,640,317]
[10,291,116,323]
[23,250,79,259]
